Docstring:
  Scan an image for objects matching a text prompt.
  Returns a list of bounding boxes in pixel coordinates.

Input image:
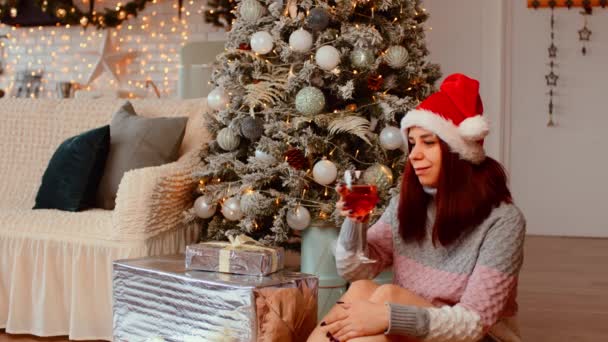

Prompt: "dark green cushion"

[95,102,188,210]
[33,125,110,211]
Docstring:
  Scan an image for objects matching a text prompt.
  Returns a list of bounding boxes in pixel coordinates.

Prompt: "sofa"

[0,98,210,340]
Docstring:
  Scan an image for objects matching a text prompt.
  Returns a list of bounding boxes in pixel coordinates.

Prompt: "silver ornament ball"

[250,31,274,55]
[194,196,216,219]
[307,7,329,31]
[289,28,313,52]
[384,46,409,69]
[295,86,325,115]
[286,206,311,230]
[312,159,338,185]
[216,127,241,151]
[379,126,404,150]
[240,116,265,141]
[362,163,394,192]
[350,48,375,69]
[207,87,230,111]
[315,45,341,71]
[254,149,277,163]
[221,197,243,221]
[240,0,265,22]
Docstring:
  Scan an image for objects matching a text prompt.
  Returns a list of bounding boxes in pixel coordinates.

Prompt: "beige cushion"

[96,102,187,210]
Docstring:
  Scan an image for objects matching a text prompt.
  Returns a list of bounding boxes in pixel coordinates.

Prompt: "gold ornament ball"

[118,11,127,20]
[384,46,409,69]
[362,163,394,192]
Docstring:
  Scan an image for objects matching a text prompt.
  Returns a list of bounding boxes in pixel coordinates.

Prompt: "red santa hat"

[400,73,489,164]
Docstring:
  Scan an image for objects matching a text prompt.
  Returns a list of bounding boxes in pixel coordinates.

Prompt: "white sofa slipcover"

[0,98,209,340]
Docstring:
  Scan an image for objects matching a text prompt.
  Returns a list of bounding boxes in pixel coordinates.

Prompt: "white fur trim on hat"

[401,109,487,164]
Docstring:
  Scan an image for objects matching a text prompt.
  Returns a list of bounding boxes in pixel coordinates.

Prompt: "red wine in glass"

[338,184,380,218]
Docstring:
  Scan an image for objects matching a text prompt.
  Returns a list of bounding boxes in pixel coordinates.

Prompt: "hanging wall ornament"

[240,116,265,141]
[240,0,265,22]
[349,48,375,69]
[295,86,325,115]
[578,6,592,55]
[289,28,313,52]
[217,127,241,151]
[307,7,330,31]
[384,46,409,69]
[545,4,558,127]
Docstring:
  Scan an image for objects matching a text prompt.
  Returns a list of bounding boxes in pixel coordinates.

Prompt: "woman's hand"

[320,300,389,341]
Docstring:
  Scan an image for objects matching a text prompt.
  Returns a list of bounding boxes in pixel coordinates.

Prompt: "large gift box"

[186,235,285,276]
[113,255,318,342]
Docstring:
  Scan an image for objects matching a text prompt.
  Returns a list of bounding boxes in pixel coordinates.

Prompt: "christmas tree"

[189,0,441,247]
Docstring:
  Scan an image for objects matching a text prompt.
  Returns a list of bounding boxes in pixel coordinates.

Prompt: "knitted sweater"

[336,195,526,342]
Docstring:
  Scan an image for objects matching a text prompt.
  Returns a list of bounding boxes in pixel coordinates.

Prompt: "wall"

[0,0,225,98]
[424,0,608,237]
[510,2,608,237]
[423,0,507,163]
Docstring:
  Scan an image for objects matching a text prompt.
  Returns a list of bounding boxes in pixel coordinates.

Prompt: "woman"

[307,73,525,342]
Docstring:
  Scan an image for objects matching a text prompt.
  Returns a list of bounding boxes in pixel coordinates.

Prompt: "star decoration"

[548,43,557,58]
[578,26,592,41]
[545,71,559,87]
[83,30,137,86]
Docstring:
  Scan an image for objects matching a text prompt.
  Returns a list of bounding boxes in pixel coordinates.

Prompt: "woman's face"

[407,126,442,188]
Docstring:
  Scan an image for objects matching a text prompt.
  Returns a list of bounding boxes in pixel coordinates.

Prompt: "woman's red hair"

[398,141,512,246]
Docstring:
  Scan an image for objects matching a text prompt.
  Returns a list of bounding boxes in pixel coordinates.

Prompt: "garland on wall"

[0,0,177,29]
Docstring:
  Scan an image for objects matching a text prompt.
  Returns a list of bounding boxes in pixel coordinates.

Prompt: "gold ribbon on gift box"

[204,234,279,274]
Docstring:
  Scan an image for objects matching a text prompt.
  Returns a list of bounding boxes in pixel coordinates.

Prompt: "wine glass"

[337,171,380,264]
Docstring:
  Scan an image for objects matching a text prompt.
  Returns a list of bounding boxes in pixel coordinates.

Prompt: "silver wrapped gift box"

[185,238,285,276]
[113,255,318,342]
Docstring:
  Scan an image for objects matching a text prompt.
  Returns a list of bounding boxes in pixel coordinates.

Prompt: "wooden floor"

[2,235,607,342]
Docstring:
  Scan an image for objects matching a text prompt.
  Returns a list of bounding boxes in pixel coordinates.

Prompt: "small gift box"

[185,234,285,276]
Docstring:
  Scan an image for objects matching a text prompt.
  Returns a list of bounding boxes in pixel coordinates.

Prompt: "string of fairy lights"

[0,0,222,98]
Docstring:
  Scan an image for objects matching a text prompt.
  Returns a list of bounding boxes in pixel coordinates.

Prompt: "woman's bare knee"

[347,279,380,298]
[369,284,403,302]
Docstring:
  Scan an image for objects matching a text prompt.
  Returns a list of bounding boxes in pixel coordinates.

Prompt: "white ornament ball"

[289,28,313,52]
[250,31,274,55]
[315,45,341,71]
[286,206,311,230]
[379,126,404,150]
[221,197,244,221]
[240,0,265,22]
[255,149,277,163]
[217,127,241,151]
[312,159,338,185]
[384,46,409,69]
[207,87,230,111]
[193,196,217,219]
[295,86,325,115]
